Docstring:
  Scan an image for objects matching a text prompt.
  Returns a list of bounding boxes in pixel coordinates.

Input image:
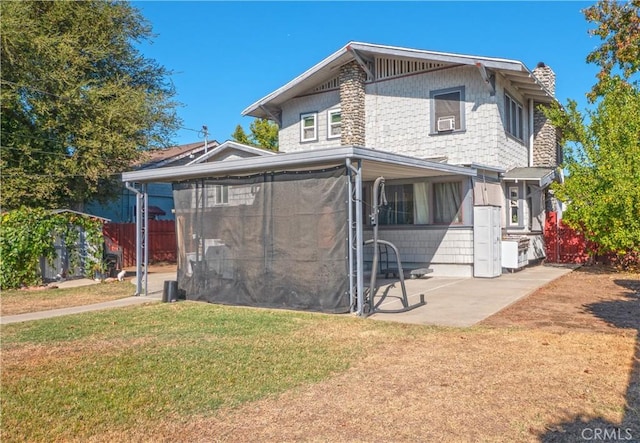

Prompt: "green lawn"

[0,302,402,442]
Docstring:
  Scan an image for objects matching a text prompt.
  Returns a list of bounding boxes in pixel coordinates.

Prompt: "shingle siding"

[278,65,531,170]
[364,227,474,277]
[279,90,340,153]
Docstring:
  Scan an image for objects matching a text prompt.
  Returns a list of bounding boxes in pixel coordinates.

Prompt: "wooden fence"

[103,220,176,268]
[544,212,592,264]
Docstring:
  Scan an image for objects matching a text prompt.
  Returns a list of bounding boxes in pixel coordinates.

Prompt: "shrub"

[0,208,103,289]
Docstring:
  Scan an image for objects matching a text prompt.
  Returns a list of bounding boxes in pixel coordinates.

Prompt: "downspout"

[125,182,147,296]
[528,99,534,167]
[346,158,355,313]
[347,159,364,315]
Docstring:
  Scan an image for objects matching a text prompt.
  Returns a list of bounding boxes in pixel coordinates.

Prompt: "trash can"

[163,280,179,303]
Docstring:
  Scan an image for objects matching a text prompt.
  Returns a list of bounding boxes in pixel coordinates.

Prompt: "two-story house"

[242,42,561,274]
[122,42,562,314]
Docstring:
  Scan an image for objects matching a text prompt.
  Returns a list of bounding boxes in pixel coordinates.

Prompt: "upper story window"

[430,86,465,134]
[300,112,317,142]
[505,93,524,141]
[327,109,341,139]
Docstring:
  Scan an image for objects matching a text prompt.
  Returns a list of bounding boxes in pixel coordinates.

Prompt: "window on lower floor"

[433,182,463,224]
[366,180,463,225]
[508,186,519,225]
[379,184,414,225]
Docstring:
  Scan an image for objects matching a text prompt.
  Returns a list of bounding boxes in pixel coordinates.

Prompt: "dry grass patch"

[2,265,638,442]
[0,281,133,316]
[131,328,636,443]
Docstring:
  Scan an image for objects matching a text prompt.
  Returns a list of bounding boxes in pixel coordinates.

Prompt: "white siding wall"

[279,90,341,153]
[277,65,530,171]
[495,76,530,169]
[365,66,505,166]
[364,227,474,277]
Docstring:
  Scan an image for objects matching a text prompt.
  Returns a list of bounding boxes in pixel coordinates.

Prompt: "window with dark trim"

[433,181,463,224]
[504,93,524,141]
[430,86,465,133]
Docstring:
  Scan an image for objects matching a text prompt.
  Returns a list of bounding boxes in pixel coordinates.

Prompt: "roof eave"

[122,146,476,184]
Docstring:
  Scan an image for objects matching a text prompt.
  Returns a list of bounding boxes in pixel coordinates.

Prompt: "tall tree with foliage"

[231,118,278,151]
[583,0,640,99]
[0,1,180,210]
[545,0,640,257]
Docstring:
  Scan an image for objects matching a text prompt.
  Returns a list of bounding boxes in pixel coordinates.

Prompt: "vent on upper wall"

[437,116,456,132]
[376,57,448,81]
[313,76,340,92]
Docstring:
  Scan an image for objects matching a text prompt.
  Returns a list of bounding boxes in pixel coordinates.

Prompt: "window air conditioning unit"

[437,116,456,132]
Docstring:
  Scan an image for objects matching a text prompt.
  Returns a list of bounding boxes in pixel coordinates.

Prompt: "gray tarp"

[173,166,349,313]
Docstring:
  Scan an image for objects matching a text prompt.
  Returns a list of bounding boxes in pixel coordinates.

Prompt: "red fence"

[544,212,592,264]
[103,220,176,267]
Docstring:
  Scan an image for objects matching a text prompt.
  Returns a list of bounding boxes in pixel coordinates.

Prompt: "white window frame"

[508,186,520,226]
[505,93,524,141]
[300,112,317,142]
[430,86,465,134]
[327,108,341,140]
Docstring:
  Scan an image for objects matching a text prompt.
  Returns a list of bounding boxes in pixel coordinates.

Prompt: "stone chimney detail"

[532,62,560,167]
[339,60,366,146]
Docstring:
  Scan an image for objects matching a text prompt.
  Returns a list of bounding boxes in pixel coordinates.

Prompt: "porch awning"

[502,167,556,187]
[122,145,477,184]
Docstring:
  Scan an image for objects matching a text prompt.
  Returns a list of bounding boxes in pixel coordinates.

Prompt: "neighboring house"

[122,42,563,315]
[86,140,222,222]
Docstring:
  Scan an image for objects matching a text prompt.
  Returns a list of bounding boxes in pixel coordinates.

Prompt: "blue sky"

[134,1,599,147]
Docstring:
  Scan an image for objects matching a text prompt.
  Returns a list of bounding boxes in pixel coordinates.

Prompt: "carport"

[121,146,476,315]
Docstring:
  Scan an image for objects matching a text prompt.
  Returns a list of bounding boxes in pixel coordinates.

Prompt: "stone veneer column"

[339,61,366,146]
[532,62,560,167]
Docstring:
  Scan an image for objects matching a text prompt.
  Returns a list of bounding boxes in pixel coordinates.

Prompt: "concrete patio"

[369,264,577,326]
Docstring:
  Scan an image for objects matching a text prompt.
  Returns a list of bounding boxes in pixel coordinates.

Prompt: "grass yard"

[1,266,638,442]
[0,281,133,316]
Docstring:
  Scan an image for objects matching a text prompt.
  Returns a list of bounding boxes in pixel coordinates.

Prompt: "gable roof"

[243,41,555,119]
[187,140,277,165]
[138,140,220,170]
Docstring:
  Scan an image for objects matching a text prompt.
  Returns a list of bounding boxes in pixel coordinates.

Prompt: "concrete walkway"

[1,265,576,327]
[0,272,176,325]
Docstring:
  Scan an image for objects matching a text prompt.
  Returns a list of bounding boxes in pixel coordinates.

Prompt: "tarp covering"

[173,166,349,313]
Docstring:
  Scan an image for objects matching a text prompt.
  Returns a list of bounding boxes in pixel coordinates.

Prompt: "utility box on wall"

[473,206,502,278]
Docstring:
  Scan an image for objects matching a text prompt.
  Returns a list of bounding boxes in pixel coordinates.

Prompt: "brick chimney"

[532,62,560,167]
[339,60,366,146]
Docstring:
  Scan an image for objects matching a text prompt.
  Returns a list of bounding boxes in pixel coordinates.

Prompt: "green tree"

[545,0,640,257]
[584,0,640,99]
[546,80,640,254]
[0,1,180,210]
[231,124,251,145]
[231,118,279,151]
